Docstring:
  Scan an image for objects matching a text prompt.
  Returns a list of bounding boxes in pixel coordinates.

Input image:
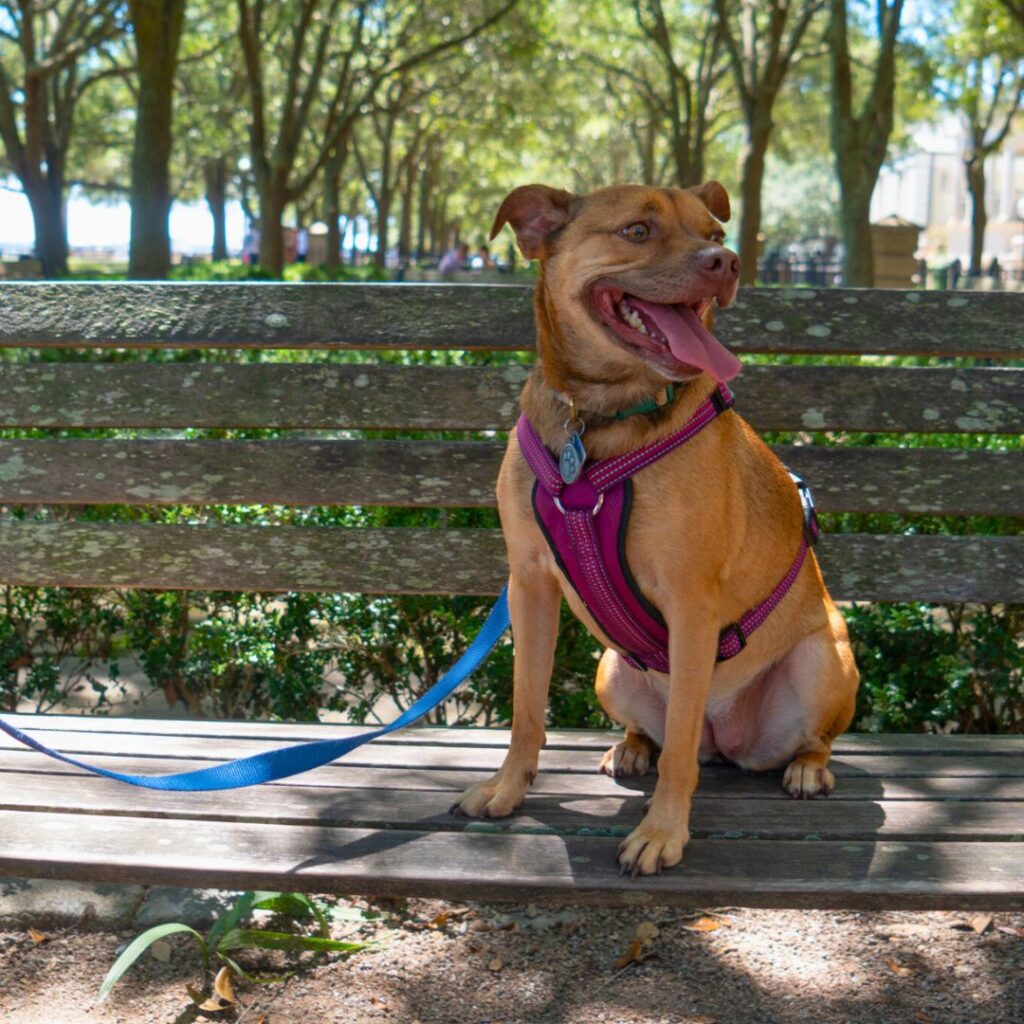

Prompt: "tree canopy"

[0,0,1021,280]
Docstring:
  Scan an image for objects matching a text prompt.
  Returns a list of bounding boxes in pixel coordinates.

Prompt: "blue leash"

[0,587,510,791]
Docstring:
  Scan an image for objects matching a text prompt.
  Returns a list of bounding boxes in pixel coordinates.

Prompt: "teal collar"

[607,384,678,420]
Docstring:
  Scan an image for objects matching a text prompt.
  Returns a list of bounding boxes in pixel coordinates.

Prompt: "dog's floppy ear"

[490,184,578,259]
[689,180,731,223]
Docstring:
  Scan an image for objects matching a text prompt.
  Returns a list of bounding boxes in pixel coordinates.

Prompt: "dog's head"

[492,183,741,401]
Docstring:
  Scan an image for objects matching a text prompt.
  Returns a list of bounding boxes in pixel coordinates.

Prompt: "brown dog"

[455,182,859,876]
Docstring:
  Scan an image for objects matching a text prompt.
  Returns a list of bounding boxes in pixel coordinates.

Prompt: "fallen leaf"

[26,928,47,945]
[198,965,236,1011]
[969,913,994,935]
[915,1012,932,1023]
[688,1017,717,1024]
[488,958,503,972]
[887,959,914,977]
[614,936,657,968]
[635,921,659,942]
[683,917,726,933]
[996,925,1024,938]
[427,911,450,930]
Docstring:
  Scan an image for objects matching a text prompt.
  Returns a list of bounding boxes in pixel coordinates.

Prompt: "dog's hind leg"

[595,650,664,777]
[745,602,859,799]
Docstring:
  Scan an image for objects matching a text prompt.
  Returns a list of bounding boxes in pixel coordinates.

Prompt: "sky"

[0,181,248,260]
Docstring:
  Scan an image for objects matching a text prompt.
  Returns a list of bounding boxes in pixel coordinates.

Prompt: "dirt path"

[1,897,1022,1024]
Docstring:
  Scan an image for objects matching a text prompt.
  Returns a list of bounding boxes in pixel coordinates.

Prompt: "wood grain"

[0,523,1020,601]
[1,439,1019,516]
[18,715,1024,756]
[4,749,1023,801]
[2,729,1020,777]
[2,771,1020,842]
[1,363,1020,434]
[1,282,1021,357]
[1,808,1020,909]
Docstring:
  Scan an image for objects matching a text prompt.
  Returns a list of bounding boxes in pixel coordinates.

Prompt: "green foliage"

[847,602,1023,734]
[0,587,124,713]
[99,890,367,1004]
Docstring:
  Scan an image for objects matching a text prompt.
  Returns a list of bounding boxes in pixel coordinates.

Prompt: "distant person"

[438,243,469,275]
[987,256,1001,286]
[295,227,309,264]
[242,225,260,266]
[473,243,495,270]
[947,257,962,289]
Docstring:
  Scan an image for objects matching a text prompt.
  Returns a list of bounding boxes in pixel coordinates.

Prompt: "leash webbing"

[0,587,510,792]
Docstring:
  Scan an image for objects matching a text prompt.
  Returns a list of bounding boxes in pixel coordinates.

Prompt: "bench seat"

[2,715,1022,910]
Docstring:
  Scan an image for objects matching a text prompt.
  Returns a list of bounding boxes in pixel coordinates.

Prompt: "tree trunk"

[322,132,350,271]
[837,171,875,286]
[24,175,69,277]
[398,163,415,264]
[128,0,187,280]
[965,156,987,277]
[325,194,341,271]
[417,162,433,260]
[374,193,392,268]
[736,120,772,285]
[203,157,228,261]
[258,177,287,275]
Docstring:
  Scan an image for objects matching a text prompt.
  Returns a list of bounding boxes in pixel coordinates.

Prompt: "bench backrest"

[0,282,1020,604]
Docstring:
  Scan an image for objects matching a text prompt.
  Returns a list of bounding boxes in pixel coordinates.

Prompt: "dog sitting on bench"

[455,182,859,877]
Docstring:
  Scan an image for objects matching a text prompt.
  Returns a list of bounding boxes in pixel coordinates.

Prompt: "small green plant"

[98,890,368,1004]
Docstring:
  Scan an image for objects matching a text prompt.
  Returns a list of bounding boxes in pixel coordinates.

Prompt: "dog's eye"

[619,222,650,243]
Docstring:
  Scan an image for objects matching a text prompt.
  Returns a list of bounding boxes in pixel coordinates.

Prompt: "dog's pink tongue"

[630,300,742,383]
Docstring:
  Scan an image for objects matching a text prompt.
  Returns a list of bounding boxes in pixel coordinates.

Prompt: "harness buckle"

[790,473,820,548]
[720,621,747,655]
[553,493,604,517]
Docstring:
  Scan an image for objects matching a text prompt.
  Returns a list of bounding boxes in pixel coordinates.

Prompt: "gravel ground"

[1,897,1022,1024]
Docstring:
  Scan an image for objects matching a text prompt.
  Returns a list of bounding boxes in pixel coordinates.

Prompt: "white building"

[871,115,1024,270]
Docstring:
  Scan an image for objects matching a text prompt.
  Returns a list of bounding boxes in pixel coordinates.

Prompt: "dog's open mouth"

[590,286,742,383]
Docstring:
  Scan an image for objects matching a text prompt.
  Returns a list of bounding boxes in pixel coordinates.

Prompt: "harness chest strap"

[517,384,820,669]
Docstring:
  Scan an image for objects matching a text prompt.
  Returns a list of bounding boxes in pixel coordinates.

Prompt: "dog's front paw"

[599,732,655,777]
[782,755,835,799]
[617,816,688,877]
[452,771,530,819]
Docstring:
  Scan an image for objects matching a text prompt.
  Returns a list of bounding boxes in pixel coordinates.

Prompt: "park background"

[0,0,1021,734]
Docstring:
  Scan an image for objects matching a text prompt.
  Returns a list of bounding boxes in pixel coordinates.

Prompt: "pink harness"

[516,384,820,671]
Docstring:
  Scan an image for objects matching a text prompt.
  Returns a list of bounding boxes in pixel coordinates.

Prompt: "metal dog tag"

[559,432,587,484]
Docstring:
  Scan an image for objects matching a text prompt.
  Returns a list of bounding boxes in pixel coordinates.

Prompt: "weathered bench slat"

[1,283,1021,357]
[2,809,1020,910]
[5,750,1022,801]
[20,716,1024,756]
[1,439,1019,516]
[3,771,1021,842]
[0,523,1020,601]
[2,730,1020,778]
[1,363,1020,434]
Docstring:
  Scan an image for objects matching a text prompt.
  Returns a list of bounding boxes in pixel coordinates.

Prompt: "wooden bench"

[0,281,1021,911]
